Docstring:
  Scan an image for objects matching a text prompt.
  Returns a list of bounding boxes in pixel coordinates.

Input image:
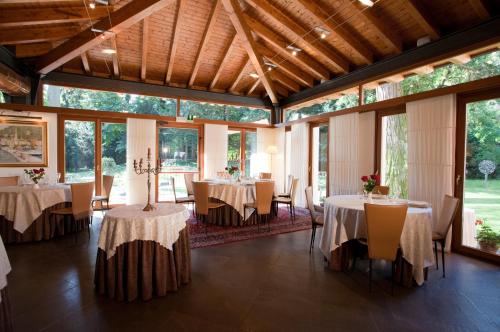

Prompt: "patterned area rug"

[188,207,312,249]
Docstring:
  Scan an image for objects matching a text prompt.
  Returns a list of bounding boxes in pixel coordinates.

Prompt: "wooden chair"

[373,185,389,195]
[273,178,299,222]
[432,195,460,278]
[259,172,272,180]
[305,186,324,253]
[51,182,94,242]
[184,173,195,196]
[171,176,195,209]
[278,175,294,198]
[92,175,114,211]
[192,181,225,235]
[357,203,408,294]
[0,176,19,186]
[244,181,275,232]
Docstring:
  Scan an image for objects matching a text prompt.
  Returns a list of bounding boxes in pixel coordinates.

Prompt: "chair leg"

[310,225,316,253]
[369,259,372,292]
[87,217,91,240]
[441,240,446,278]
[391,261,395,296]
[106,199,110,210]
[434,241,439,270]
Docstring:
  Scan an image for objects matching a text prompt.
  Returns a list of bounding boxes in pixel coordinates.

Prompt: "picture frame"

[0,118,48,167]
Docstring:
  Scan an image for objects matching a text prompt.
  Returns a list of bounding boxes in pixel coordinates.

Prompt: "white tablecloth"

[320,195,434,285]
[0,184,71,233]
[207,181,256,219]
[0,236,11,303]
[98,203,190,259]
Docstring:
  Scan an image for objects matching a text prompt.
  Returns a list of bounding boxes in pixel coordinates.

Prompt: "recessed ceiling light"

[359,0,374,7]
[102,48,116,54]
[249,72,259,78]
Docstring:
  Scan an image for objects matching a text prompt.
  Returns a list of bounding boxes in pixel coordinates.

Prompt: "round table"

[95,204,191,301]
[0,184,74,243]
[320,195,435,286]
[0,236,12,332]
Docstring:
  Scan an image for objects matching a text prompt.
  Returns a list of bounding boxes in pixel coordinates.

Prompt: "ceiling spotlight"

[89,0,96,9]
[263,59,277,71]
[102,48,117,54]
[286,45,301,56]
[249,72,259,79]
[358,0,374,7]
[314,27,331,39]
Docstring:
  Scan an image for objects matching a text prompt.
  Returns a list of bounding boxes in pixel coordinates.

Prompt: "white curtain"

[204,124,228,179]
[359,112,376,177]
[126,118,157,205]
[407,94,456,229]
[290,123,309,207]
[329,113,360,195]
[255,127,286,193]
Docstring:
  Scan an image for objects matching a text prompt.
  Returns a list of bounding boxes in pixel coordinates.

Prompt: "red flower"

[361,175,369,182]
[475,219,483,226]
[33,169,39,174]
[224,167,228,171]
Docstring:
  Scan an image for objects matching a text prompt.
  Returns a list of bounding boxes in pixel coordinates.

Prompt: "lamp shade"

[266,145,278,155]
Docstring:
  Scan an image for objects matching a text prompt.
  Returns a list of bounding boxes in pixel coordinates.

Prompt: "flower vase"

[367,192,373,200]
[33,183,40,189]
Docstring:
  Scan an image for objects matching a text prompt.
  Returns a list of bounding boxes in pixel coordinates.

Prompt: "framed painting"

[0,118,48,167]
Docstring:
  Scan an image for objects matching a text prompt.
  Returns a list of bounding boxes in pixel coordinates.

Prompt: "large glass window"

[44,84,176,116]
[311,124,328,203]
[380,112,408,198]
[180,100,270,124]
[226,128,257,177]
[64,120,95,184]
[227,130,241,171]
[285,92,359,122]
[245,131,257,177]
[157,127,199,201]
[101,122,126,204]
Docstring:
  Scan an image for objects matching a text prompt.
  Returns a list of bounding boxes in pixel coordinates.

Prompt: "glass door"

[101,122,127,204]
[311,123,328,204]
[63,119,97,185]
[157,125,200,202]
[455,93,500,262]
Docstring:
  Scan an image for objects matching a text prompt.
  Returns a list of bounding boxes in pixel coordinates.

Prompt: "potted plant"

[360,173,380,196]
[24,168,45,189]
[475,219,500,253]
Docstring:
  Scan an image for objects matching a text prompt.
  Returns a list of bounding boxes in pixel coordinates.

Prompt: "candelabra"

[133,148,162,211]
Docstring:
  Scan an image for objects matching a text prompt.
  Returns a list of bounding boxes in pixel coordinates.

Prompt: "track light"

[286,45,301,56]
[314,27,331,39]
[359,0,374,7]
[263,59,277,72]
[102,48,116,54]
[89,0,96,9]
[249,72,259,78]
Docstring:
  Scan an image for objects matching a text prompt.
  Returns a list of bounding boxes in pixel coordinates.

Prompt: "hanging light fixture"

[358,0,374,7]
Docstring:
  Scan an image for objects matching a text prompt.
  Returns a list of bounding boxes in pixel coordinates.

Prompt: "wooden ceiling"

[0,0,498,104]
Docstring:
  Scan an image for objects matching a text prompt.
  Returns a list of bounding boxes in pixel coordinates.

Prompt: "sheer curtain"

[126,118,157,205]
[290,123,309,207]
[204,124,228,179]
[407,94,456,230]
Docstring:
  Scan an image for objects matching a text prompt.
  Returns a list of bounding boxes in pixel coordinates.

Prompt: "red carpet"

[188,207,312,249]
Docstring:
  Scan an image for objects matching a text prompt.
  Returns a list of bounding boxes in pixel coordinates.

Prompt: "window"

[379,111,408,198]
[180,100,270,124]
[311,124,328,203]
[245,131,257,177]
[285,92,359,122]
[226,128,257,177]
[101,122,127,204]
[43,84,177,116]
[64,120,95,184]
[228,129,241,170]
[157,126,199,201]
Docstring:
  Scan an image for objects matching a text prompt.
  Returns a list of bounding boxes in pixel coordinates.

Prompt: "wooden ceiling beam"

[81,52,91,74]
[467,0,490,20]
[209,33,237,90]
[188,0,221,87]
[257,44,314,87]
[229,58,250,92]
[244,14,329,80]
[0,6,112,28]
[36,0,175,75]
[247,78,261,95]
[402,0,440,40]
[344,0,402,53]
[273,81,289,97]
[0,26,80,45]
[246,0,348,73]
[165,0,186,84]
[15,42,57,58]
[295,0,373,64]
[269,70,300,92]
[222,0,278,103]
[110,37,120,78]
[141,18,150,81]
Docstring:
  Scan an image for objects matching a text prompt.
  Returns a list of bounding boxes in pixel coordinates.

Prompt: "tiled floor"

[4,215,500,332]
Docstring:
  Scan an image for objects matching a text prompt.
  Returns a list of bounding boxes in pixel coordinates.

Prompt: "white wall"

[0,111,58,183]
[204,124,228,179]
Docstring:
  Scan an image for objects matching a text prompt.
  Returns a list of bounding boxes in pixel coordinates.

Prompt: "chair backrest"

[259,172,272,180]
[170,177,178,201]
[304,186,316,220]
[102,175,114,198]
[290,178,300,206]
[286,175,294,194]
[70,182,94,220]
[192,181,209,216]
[184,173,195,195]
[255,181,274,215]
[364,203,408,261]
[0,176,18,186]
[435,195,460,238]
[373,185,389,195]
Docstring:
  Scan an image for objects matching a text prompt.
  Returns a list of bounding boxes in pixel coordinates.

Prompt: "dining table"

[0,184,76,243]
[205,179,276,227]
[95,203,191,301]
[320,195,435,286]
[0,235,12,332]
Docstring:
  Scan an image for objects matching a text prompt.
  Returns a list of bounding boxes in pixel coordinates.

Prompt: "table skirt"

[0,287,13,332]
[0,202,88,244]
[94,228,191,302]
[206,199,277,227]
[326,240,420,287]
